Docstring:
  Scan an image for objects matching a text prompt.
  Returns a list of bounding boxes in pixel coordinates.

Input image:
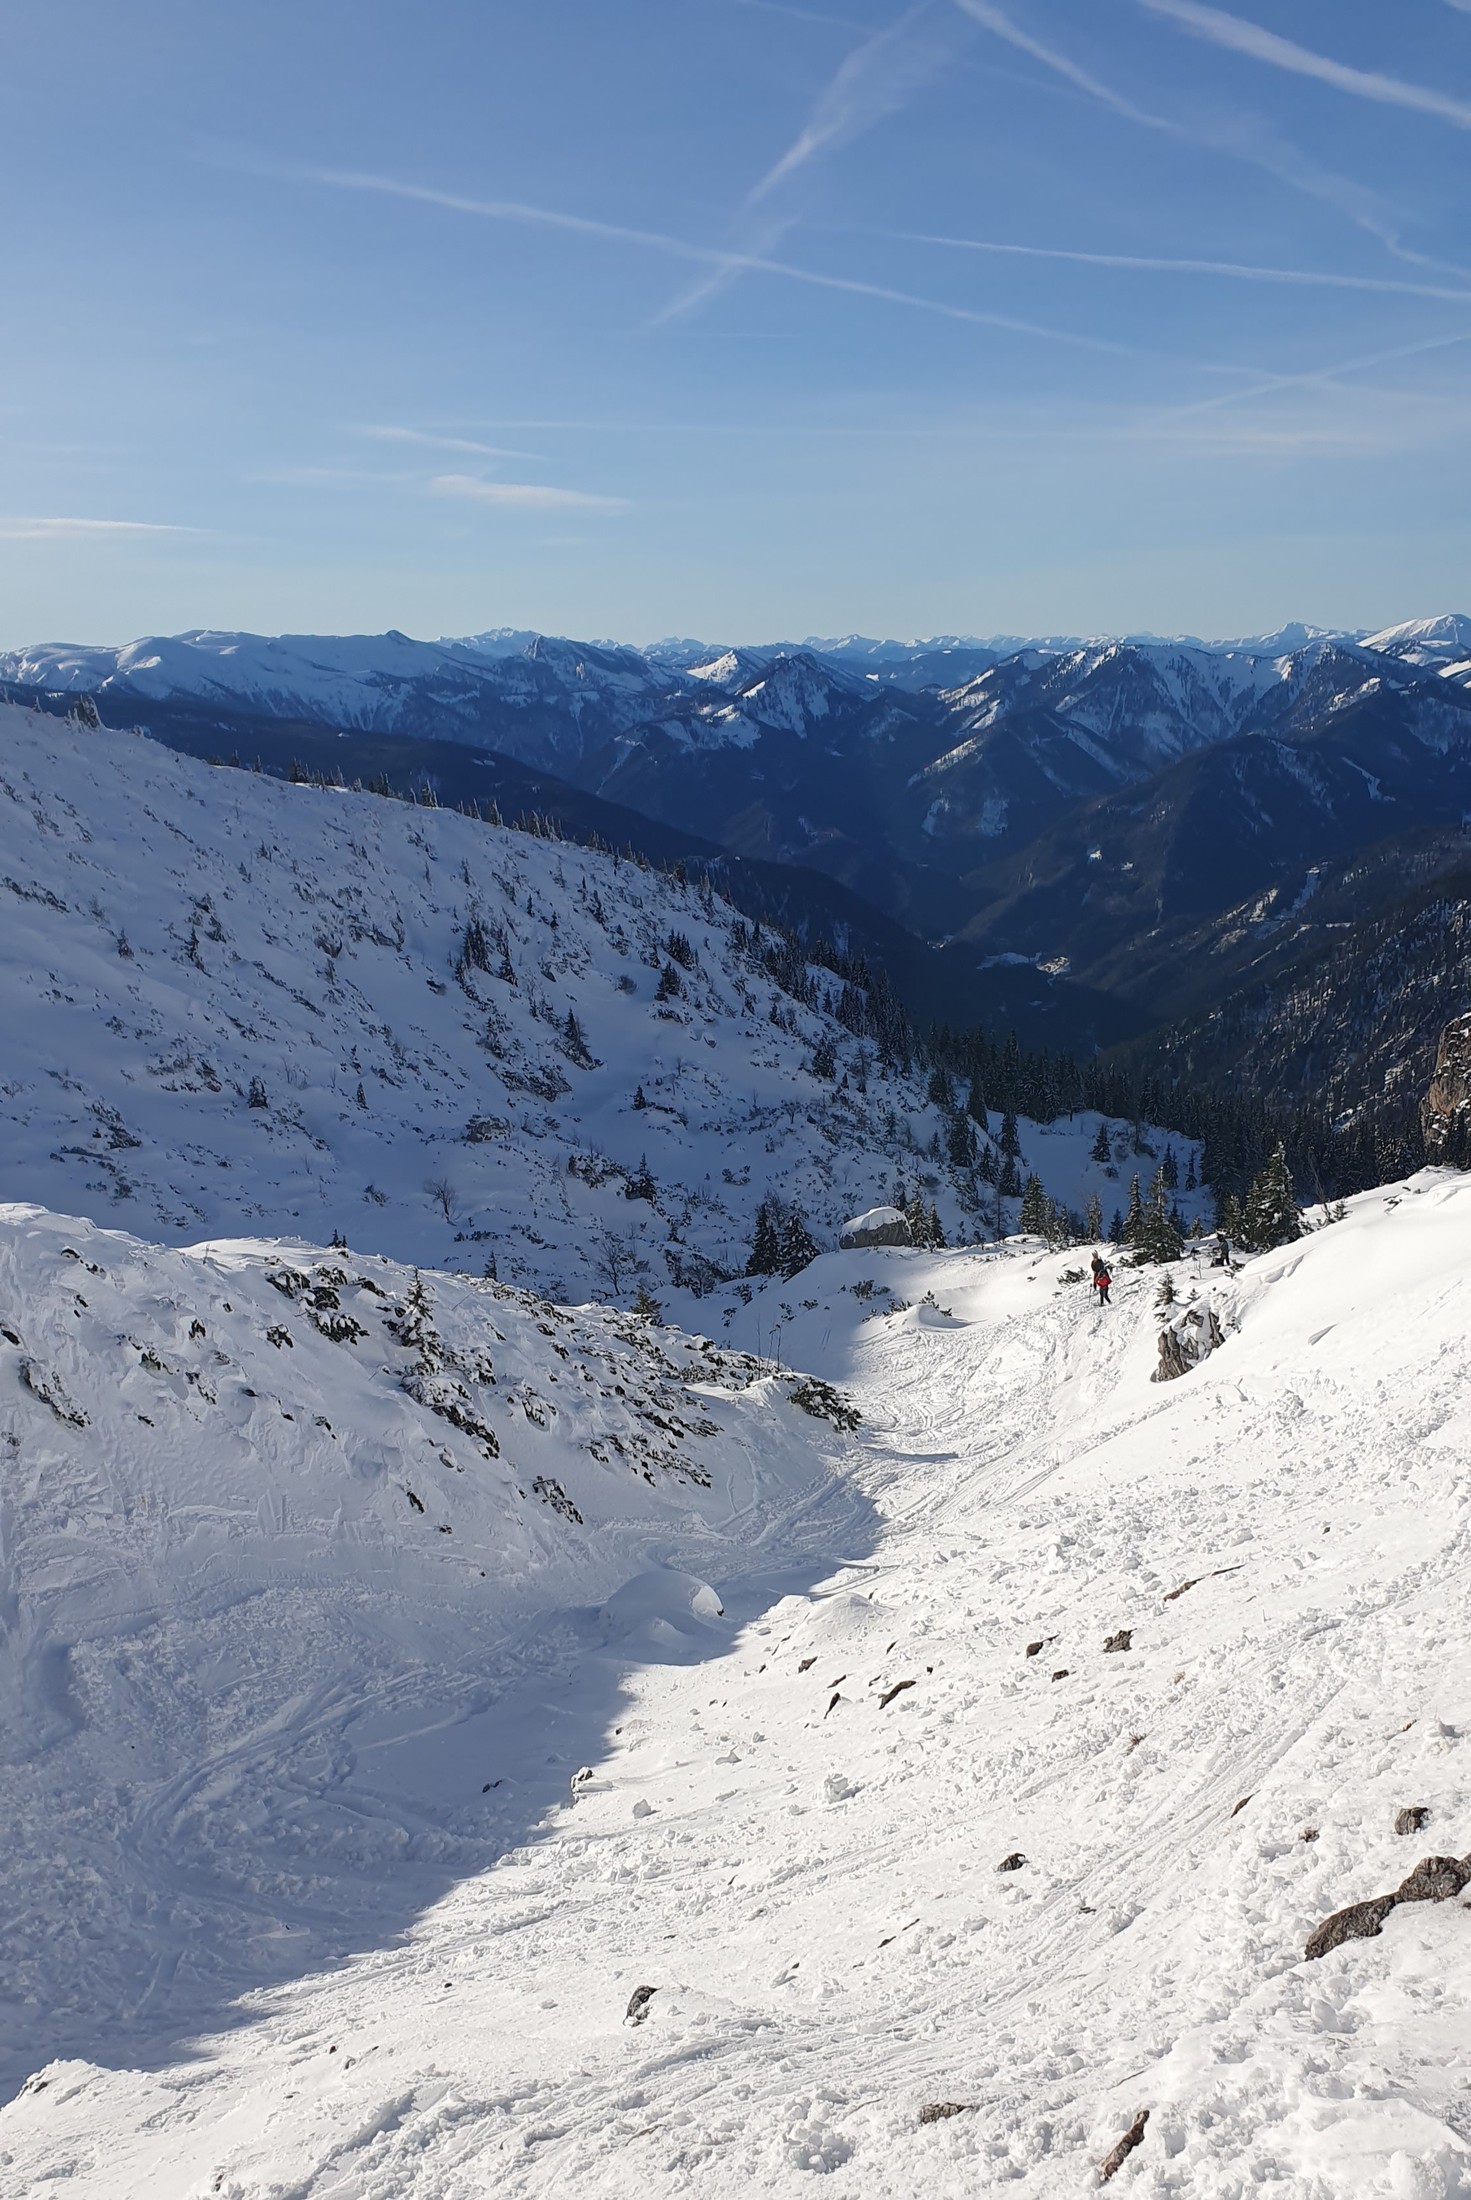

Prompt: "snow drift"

[4,1172,1469,2195]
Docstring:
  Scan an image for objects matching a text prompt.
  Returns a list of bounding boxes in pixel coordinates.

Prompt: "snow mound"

[0,1202,866,2087]
[600,1568,727,1649]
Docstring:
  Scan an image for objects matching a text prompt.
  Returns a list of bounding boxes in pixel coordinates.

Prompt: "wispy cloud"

[748,4,948,203]
[358,424,542,459]
[428,474,628,512]
[884,228,1471,304]
[953,0,1165,126]
[1151,325,1471,429]
[953,0,1464,275]
[1140,0,1471,129]
[658,4,955,323]
[0,515,197,541]
[293,162,1237,368]
[726,0,874,31]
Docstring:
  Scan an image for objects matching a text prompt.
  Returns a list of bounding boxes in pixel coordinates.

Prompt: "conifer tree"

[999,1154,1022,1200]
[1162,1144,1179,1189]
[1089,1121,1111,1165]
[1019,1174,1049,1236]
[1085,1190,1104,1240]
[999,1108,1022,1159]
[654,962,682,1002]
[780,1205,820,1276]
[1242,1141,1301,1251]
[747,1200,781,1275]
[946,1112,976,1169]
[1133,1166,1183,1264]
[809,1034,837,1080]
[632,1084,648,1110]
[1218,1190,1246,1244]
[563,1008,591,1064]
[624,1155,657,1203]
[1122,1172,1145,1244]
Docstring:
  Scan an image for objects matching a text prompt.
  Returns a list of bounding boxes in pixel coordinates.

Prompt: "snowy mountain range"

[10,612,1471,1088]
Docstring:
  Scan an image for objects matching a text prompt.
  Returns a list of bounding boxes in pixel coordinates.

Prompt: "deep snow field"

[4,1170,1469,2197]
[0,701,1204,1299]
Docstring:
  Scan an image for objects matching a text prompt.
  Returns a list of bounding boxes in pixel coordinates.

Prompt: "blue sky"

[6,0,1471,645]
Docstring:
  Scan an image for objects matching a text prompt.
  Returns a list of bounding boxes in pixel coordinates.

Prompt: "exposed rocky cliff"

[1422,1012,1471,1166]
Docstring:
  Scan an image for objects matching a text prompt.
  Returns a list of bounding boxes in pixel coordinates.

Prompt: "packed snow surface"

[5,1172,1469,2195]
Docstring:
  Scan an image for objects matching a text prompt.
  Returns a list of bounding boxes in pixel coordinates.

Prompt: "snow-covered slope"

[0,702,1195,1298]
[5,1171,1468,2195]
[0,1202,868,2092]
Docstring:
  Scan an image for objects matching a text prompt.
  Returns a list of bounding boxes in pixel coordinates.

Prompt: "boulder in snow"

[1394,1855,1468,1903]
[839,1206,911,1250]
[1304,1893,1398,1961]
[1153,1302,1225,1383]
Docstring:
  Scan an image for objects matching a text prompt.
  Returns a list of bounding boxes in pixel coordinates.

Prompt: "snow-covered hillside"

[0,702,1197,1300]
[4,1172,1468,2195]
[0,1201,868,2094]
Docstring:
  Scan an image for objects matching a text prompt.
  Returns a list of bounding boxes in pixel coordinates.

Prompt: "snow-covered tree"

[1018,1174,1049,1237]
[1132,1166,1183,1264]
[780,1205,820,1276]
[1243,1142,1301,1251]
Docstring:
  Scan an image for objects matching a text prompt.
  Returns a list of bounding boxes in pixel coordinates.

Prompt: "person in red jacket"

[1090,1251,1112,1307]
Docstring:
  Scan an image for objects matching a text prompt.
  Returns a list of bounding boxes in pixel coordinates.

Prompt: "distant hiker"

[1091,1257,1111,1308]
[1212,1231,1230,1268]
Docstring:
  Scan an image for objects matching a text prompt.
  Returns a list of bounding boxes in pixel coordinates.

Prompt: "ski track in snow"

[3,1176,1469,2196]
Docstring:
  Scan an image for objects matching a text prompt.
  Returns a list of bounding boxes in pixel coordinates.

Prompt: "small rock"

[918,2101,975,2125]
[625,1985,658,2025]
[996,1851,1026,1873]
[1098,2108,1149,2183]
[1304,1894,1397,1961]
[879,1678,916,1709]
[799,1656,817,1672]
[632,1799,653,1819]
[1300,1827,1318,1842]
[1025,1640,1045,1658]
[1103,1630,1132,1653]
[1051,1668,1069,1682]
[1394,1805,1430,1837]
[1394,1855,1469,1904]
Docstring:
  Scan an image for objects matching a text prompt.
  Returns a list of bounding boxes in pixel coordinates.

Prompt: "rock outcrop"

[1422,1013,1471,1166]
[839,1205,912,1250]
